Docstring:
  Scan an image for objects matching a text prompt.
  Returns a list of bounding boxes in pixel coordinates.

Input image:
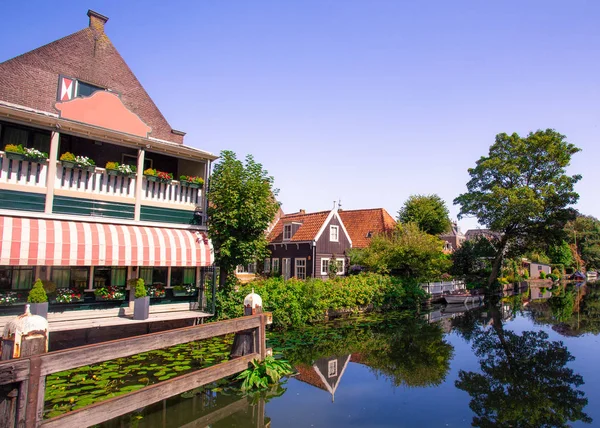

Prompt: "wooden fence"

[420,280,466,296]
[0,313,269,428]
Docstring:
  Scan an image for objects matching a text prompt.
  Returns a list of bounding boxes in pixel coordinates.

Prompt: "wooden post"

[44,131,60,214]
[230,290,264,359]
[134,149,145,221]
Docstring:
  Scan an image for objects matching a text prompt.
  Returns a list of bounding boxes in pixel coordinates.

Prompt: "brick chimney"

[87,10,109,34]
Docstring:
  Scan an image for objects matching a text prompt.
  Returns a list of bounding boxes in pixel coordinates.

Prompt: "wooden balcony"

[0,151,204,224]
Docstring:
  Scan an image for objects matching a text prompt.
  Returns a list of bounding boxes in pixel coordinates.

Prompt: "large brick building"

[0,11,217,327]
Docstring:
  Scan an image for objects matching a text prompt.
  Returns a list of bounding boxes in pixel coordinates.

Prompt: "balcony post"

[134,149,145,221]
[44,131,60,213]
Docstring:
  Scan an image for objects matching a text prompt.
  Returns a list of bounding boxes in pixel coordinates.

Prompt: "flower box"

[145,174,159,182]
[5,152,26,161]
[95,294,125,302]
[61,160,77,169]
[172,289,198,297]
[180,180,201,189]
[106,168,120,176]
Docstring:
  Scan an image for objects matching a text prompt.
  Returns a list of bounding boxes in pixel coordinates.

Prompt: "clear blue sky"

[2,1,599,232]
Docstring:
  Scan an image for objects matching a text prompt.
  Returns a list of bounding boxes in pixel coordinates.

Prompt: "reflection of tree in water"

[548,286,576,322]
[269,312,453,388]
[456,306,591,427]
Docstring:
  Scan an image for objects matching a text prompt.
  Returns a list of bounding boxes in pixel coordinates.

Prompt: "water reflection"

[456,301,592,427]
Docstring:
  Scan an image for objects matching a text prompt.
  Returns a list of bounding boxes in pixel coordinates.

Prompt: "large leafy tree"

[398,194,452,235]
[207,150,280,288]
[454,129,581,288]
[349,222,450,280]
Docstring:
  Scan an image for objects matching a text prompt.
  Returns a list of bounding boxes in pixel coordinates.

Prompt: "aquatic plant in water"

[236,356,294,391]
[44,335,234,419]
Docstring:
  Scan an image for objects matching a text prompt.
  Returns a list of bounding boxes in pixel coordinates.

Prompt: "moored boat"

[444,293,485,304]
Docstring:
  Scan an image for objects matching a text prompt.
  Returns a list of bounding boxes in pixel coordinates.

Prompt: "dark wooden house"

[295,355,352,402]
[266,209,352,279]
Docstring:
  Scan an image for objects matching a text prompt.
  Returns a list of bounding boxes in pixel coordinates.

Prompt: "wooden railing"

[56,165,137,199]
[0,313,269,428]
[0,152,48,191]
[420,280,466,295]
[0,152,203,211]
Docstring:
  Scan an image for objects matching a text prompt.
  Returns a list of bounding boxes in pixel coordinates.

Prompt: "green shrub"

[216,273,427,330]
[539,271,547,279]
[28,279,48,303]
[236,356,294,391]
[130,278,146,298]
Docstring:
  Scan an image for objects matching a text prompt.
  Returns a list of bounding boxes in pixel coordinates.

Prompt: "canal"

[66,282,600,427]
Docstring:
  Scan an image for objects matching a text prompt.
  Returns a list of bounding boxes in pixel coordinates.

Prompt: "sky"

[1,1,599,232]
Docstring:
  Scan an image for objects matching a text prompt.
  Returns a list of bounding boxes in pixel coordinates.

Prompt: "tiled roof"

[267,211,330,243]
[338,208,396,248]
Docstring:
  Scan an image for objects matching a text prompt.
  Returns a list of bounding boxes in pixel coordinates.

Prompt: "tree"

[349,222,450,280]
[450,236,495,277]
[207,151,280,288]
[454,129,581,288]
[566,215,600,271]
[397,194,452,235]
[548,240,574,270]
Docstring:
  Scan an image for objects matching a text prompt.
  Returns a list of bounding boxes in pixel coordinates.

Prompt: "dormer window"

[330,225,339,242]
[283,224,292,241]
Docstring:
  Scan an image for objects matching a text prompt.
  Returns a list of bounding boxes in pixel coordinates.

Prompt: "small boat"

[587,271,597,280]
[444,293,485,304]
[569,271,586,281]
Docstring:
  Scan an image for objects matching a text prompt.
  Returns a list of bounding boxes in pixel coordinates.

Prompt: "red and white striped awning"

[0,216,213,267]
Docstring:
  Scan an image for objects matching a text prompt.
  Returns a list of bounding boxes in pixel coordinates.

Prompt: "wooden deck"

[0,303,211,333]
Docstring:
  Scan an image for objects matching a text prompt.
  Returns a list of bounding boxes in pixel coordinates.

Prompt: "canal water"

[93,282,598,427]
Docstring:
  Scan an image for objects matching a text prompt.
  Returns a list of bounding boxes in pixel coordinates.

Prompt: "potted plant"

[60,152,96,171]
[94,285,126,301]
[143,168,158,181]
[147,284,166,298]
[106,162,137,178]
[179,175,204,189]
[28,278,48,318]
[0,291,19,306]
[24,147,48,163]
[130,278,149,320]
[54,288,84,304]
[4,144,26,160]
[172,284,197,297]
[156,171,173,184]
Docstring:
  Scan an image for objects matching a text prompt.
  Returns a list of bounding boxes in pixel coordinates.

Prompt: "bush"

[216,273,426,330]
[28,279,48,303]
[539,271,547,279]
[130,278,146,298]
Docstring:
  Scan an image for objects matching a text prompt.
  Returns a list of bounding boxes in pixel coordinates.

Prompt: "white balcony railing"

[56,164,137,199]
[141,178,202,207]
[0,152,203,212]
[0,152,48,190]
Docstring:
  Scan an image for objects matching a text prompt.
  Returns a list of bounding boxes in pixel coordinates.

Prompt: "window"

[236,263,256,274]
[272,259,280,274]
[122,154,153,170]
[283,224,292,241]
[171,267,196,286]
[51,267,89,289]
[93,267,126,288]
[328,360,338,378]
[295,258,306,280]
[538,265,543,271]
[139,267,168,285]
[77,81,104,97]
[0,266,34,290]
[321,258,344,276]
[264,259,271,274]
[330,225,339,242]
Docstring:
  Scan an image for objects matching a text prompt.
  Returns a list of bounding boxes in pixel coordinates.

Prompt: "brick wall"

[0,15,183,144]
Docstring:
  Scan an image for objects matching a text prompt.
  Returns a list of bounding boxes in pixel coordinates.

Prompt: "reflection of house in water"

[295,355,351,402]
[530,286,552,300]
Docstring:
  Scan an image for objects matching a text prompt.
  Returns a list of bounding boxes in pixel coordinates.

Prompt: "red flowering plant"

[146,284,166,298]
[55,288,83,303]
[94,285,125,301]
[156,171,173,183]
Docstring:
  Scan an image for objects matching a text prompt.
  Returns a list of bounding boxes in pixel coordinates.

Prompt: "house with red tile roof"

[338,208,396,248]
[266,207,395,279]
[267,208,352,279]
